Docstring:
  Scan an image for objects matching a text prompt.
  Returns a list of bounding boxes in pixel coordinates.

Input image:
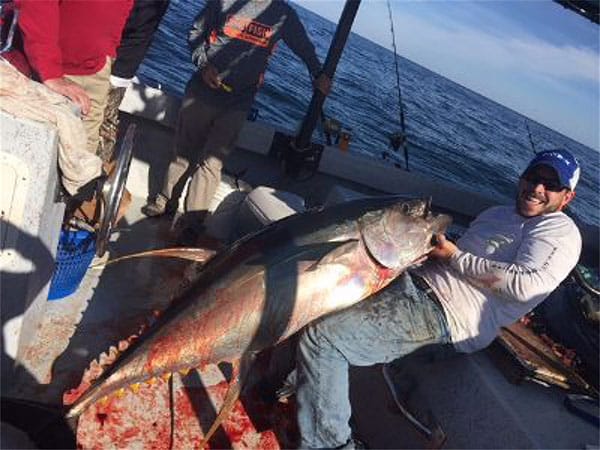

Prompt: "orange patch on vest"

[223,15,273,47]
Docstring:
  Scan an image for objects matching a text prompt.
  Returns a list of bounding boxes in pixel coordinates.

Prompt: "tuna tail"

[65,246,216,417]
[65,372,119,418]
[90,247,217,268]
[65,352,154,419]
[62,306,166,411]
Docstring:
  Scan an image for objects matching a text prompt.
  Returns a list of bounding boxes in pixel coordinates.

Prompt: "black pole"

[525,120,537,154]
[294,0,361,150]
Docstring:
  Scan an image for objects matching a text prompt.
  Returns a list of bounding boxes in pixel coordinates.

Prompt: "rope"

[386,0,409,170]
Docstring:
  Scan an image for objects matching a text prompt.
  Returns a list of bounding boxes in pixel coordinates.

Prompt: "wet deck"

[3,112,598,449]
[3,112,428,448]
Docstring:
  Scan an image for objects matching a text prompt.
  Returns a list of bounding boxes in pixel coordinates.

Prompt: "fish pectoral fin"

[305,239,360,272]
[91,247,217,268]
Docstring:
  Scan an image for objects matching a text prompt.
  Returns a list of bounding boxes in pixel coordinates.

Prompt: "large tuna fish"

[65,196,451,432]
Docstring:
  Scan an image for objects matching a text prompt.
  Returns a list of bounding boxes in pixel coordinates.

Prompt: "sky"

[295,0,600,151]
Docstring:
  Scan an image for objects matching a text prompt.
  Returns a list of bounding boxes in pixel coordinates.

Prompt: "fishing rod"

[525,120,537,154]
[386,0,409,171]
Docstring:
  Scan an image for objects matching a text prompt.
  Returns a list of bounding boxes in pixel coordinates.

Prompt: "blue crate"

[48,229,96,300]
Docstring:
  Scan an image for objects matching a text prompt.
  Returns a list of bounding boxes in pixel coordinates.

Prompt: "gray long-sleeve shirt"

[416,205,581,353]
[188,0,321,101]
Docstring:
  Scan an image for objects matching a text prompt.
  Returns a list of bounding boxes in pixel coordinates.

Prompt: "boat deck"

[3,112,598,449]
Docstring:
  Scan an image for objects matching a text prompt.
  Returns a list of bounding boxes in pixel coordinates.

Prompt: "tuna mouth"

[431,213,452,236]
[423,197,432,219]
[422,196,432,220]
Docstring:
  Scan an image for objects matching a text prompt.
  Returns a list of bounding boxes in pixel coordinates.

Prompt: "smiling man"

[517,150,578,217]
[295,149,582,448]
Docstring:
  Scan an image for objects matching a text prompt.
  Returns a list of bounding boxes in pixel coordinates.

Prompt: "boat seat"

[234,186,306,240]
[203,174,251,241]
[324,185,370,206]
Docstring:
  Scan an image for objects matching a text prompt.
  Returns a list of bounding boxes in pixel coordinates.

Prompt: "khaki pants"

[161,88,248,214]
[65,58,112,154]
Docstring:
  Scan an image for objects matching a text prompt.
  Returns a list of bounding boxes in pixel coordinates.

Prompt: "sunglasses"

[521,172,565,192]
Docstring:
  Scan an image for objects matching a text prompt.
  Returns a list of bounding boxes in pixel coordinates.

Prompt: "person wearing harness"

[141,0,331,244]
[295,149,582,448]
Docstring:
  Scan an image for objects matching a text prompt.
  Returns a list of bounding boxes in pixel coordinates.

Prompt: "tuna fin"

[91,247,217,268]
[199,357,249,447]
[305,239,359,272]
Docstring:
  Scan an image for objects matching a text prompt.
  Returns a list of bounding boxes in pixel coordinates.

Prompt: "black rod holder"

[294,0,361,151]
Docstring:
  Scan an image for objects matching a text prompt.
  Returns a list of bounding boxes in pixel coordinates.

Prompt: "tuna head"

[359,198,452,270]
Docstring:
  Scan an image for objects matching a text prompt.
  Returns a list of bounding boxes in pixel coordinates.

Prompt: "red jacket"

[17,0,134,81]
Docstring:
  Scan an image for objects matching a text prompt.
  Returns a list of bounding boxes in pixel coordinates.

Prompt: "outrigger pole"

[293,0,361,152]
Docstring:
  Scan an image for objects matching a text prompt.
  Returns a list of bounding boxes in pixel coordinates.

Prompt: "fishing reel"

[65,124,135,257]
[389,131,406,151]
[321,114,352,152]
[280,138,323,182]
[322,117,342,146]
[381,131,409,171]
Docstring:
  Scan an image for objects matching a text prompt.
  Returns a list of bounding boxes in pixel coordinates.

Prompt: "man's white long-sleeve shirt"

[416,205,581,353]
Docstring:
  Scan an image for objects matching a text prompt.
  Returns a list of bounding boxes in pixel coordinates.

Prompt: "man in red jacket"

[18,0,133,154]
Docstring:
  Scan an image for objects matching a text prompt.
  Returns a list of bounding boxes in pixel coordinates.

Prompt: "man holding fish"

[64,150,581,449]
[296,149,582,449]
[142,0,331,245]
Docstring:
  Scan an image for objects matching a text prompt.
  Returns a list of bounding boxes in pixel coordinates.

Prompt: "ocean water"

[137,0,599,227]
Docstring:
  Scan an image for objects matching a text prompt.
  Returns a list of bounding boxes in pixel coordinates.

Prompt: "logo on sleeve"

[485,234,514,255]
[223,15,273,48]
